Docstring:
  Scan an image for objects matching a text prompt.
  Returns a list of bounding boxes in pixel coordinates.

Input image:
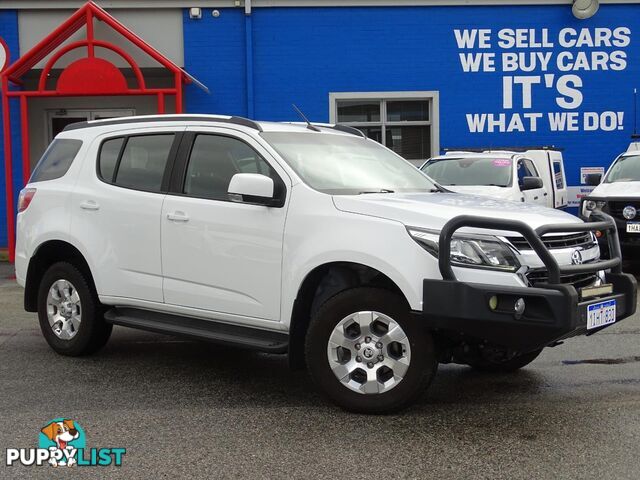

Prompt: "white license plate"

[627,223,640,233]
[587,299,617,330]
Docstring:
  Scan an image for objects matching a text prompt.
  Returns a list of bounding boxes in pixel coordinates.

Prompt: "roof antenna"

[292,104,321,132]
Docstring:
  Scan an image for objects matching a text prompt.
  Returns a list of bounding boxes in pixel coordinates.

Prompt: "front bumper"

[419,212,637,352]
[580,197,640,248]
[420,272,636,351]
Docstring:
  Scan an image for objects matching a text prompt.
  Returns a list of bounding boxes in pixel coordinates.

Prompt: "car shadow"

[57,327,553,411]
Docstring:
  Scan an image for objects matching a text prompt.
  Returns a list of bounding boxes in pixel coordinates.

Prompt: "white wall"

[18,9,184,69]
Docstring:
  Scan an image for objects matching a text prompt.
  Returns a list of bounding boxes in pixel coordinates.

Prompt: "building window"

[329,92,439,164]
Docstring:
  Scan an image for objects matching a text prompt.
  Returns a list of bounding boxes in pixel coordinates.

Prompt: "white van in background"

[420,148,568,209]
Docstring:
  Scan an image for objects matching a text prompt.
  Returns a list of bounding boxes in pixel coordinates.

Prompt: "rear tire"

[37,261,112,356]
[468,349,542,373]
[305,287,437,414]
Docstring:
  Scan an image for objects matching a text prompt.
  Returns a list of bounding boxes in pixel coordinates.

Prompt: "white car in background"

[420,148,568,209]
[582,141,640,254]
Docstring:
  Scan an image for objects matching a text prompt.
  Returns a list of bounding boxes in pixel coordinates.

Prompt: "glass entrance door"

[47,109,135,141]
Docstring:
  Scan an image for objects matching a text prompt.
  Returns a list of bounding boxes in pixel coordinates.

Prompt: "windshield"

[261,132,438,195]
[421,157,513,187]
[604,155,640,183]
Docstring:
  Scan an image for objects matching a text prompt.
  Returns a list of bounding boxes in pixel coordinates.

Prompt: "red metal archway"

[0,1,206,262]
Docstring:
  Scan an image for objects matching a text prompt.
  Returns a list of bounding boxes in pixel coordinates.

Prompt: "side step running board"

[104,307,288,353]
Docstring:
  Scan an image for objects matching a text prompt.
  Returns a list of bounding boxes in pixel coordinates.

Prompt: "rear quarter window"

[30,139,83,183]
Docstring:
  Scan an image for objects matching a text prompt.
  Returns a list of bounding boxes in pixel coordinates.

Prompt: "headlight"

[407,228,520,272]
[582,199,606,217]
[584,200,606,211]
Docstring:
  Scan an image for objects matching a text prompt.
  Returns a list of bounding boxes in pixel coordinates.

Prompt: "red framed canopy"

[0,1,206,261]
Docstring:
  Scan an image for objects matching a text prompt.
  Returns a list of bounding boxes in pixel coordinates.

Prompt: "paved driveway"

[1,263,639,479]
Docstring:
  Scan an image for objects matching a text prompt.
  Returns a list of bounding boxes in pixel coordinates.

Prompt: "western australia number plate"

[627,222,640,233]
[587,299,617,330]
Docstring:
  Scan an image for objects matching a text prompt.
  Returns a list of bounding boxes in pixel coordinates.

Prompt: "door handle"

[80,200,100,211]
[533,196,539,200]
[167,211,189,222]
[543,192,548,196]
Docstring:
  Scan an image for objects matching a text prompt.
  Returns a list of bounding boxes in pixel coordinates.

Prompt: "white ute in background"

[420,148,568,209]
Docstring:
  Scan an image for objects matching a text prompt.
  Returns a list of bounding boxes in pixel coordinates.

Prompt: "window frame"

[168,131,288,208]
[329,91,440,162]
[96,132,183,194]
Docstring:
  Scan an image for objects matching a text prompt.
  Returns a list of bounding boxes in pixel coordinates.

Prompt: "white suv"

[15,115,636,413]
[582,145,640,257]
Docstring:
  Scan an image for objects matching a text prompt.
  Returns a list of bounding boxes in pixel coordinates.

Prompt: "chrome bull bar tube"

[438,211,621,284]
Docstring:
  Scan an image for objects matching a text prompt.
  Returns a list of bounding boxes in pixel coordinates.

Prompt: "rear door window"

[98,137,125,182]
[102,134,175,192]
[30,139,82,183]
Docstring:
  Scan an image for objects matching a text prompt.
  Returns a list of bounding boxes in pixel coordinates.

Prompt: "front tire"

[305,287,437,414]
[37,261,112,356]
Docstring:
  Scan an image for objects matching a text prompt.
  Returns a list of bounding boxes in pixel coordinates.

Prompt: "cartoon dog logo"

[40,420,79,467]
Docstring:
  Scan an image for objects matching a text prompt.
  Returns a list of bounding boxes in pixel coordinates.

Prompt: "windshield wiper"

[358,189,395,194]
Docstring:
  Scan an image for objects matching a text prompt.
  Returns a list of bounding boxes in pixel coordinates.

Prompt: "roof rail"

[330,124,366,138]
[442,146,563,153]
[62,114,263,132]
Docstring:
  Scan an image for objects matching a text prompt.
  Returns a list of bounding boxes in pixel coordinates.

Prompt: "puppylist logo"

[6,418,125,468]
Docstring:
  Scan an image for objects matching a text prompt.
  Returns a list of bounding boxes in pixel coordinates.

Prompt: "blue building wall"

[0,9,21,248]
[184,4,640,205]
[1,4,639,247]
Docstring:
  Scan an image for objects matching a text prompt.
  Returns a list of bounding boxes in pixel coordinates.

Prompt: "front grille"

[506,232,594,251]
[526,268,598,289]
[608,201,640,220]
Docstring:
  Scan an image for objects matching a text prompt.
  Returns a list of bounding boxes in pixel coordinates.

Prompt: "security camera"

[572,0,599,19]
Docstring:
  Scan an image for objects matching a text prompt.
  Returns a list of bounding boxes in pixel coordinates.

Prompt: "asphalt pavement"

[1,262,639,479]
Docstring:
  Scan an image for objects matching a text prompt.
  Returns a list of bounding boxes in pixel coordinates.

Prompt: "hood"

[333,192,581,233]
[444,185,516,200]
[591,181,640,198]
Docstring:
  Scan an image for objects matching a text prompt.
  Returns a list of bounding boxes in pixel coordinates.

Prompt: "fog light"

[489,295,498,311]
[595,230,603,238]
[514,298,526,319]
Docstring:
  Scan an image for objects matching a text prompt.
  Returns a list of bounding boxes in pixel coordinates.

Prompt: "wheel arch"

[288,261,410,370]
[24,240,97,312]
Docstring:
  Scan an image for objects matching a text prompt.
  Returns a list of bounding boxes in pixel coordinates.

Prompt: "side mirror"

[521,176,544,191]
[228,173,275,205]
[585,173,602,186]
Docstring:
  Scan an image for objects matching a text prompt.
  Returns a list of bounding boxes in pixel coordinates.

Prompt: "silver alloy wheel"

[327,311,411,394]
[46,279,82,340]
